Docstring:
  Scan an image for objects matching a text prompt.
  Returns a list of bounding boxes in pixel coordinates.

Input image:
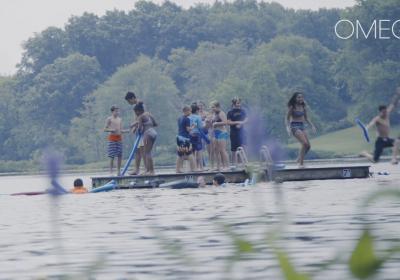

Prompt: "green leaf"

[276,250,311,280]
[349,229,384,279]
[234,238,254,253]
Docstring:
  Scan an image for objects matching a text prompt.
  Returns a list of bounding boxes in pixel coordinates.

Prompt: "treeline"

[0,0,399,163]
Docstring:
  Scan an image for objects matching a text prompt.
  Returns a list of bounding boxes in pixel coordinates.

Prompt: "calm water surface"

[0,163,399,279]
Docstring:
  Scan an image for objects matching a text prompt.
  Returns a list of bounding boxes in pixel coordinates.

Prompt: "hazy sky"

[0,0,355,75]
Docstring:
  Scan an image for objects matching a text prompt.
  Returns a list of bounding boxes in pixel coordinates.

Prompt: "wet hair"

[213,173,225,185]
[379,105,387,112]
[287,92,305,108]
[182,105,191,112]
[125,91,136,101]
[74,178,83,187]
[134,102,145,114]
[231,97,241,107]
[191,103,199,114]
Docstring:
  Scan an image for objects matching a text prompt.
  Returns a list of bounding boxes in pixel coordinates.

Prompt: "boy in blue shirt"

[176,106,195,173]
[189,103,204,171]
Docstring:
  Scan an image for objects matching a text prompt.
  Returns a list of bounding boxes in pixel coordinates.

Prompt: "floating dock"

[91,164,370,189]
[270,164,370,182]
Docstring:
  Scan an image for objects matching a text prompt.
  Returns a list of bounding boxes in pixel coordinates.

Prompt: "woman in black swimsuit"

[285,92,316,167]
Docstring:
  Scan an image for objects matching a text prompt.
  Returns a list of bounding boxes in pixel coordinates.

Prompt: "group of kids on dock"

[104,91,248,176]
[68,87,400,193]
[101,88,400,178]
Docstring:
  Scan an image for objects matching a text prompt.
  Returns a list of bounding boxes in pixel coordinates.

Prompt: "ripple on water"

[1,165,400,279]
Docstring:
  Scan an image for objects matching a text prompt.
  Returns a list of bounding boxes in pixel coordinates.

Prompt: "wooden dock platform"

[91,169,248,189]
[91,164,370,189]
[271,164,370,182]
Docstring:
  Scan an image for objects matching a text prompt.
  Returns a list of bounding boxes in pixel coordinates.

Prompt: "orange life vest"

[70,187,88,194]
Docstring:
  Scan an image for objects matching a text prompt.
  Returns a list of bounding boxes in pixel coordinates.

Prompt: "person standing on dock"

[133,103,158,175]
[189,103,205,171]
[286,92,317,168]
[125,91,144,175]
[360,88,400,164]
[176,105,196,173]
[104,105,130,175]
[227,97,248,167]
[211,101,230,171]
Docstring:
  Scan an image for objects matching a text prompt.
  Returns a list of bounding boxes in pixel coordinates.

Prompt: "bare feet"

[360,151,375,163]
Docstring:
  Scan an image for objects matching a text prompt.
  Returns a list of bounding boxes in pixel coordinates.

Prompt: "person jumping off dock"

[360,87,400,164]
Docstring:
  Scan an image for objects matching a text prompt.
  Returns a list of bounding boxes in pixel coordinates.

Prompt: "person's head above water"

[213,173,225,186]
[73,178,84,188]
[197,176,206,187]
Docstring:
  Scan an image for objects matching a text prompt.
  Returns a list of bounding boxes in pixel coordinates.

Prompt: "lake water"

[0,162,399,279]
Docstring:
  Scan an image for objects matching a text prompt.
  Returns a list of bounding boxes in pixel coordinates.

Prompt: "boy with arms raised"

[361,87,400,164]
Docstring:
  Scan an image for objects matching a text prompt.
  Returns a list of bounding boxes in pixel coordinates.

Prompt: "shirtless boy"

[361,88,400,164]
[104,105,129,175]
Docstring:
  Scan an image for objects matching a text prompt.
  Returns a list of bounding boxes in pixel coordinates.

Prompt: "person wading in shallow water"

[285,92,316,168]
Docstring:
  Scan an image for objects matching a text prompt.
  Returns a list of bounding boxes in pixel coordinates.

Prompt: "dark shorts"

[290,122,305,134]
[108,140,122,158]
[176,136,192,156]
[190,133,202,151]
[230,130,245,152]
[373,137,394,162]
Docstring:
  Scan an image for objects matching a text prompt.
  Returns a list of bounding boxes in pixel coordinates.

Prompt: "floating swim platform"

[91,164,370,190]
[270,164,370,182]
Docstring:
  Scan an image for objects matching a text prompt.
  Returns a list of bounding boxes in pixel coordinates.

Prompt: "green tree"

[69,56,180,163]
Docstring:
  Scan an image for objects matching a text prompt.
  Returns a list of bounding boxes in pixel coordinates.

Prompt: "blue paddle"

[90,133,142,193]
[121,133,142,176]
[355,118,370,143]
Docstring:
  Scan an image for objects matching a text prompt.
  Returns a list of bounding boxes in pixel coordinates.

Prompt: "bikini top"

[141,114,155,131]
[213,112,222,123]
[292,110,305,118]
